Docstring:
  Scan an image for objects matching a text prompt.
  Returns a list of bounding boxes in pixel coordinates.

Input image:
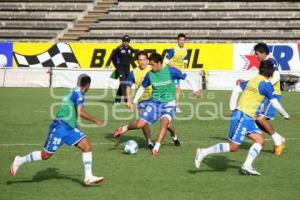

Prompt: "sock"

[271,132,283,146]
[153,142,161,152]
[121,125,128,133]
[19,151,42,165]
[82,152,93,179]
[148,140,153,145]
[244,143,262,167]
[172,135,178,141]
[202,143,230,156]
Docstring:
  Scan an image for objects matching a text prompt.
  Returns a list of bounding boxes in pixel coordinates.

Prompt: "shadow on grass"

[188,155,241,174]
[6,167,86,186]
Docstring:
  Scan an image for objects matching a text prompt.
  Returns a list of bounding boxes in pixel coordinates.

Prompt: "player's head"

[136,51,148,69]
[122,35,131,47]
[254,43,269,61]
[259,60,274,78]
[149,53,163,72]
[177,33,186,48]
[77,74,91,92]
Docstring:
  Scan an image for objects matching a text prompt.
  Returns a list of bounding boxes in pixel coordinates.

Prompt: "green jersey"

[141,66,187,103]
[55,87,85,128]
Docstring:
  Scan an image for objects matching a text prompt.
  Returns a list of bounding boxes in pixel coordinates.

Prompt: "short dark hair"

[77,74,91,87]
[254,43,269,54]
[259,60,274,78]
[149,53,163,63]
[178,33,186,39]
[136,51,148,60]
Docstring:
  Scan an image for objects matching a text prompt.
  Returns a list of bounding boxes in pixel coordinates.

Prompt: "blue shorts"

[140,99,176,125]
[43,120,86,154]
[138,100,149,111]
[174,78,180,86]
[258,95,282,120]
[228,110,261,145]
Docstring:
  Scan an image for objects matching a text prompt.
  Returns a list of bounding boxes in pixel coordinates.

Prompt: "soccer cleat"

[84,176,104,186]
[194,148,206,169]
[241,165,261,176]
[173,138,181,146]
[151,149,158,156]
[176,107,182,113]
[273,137,286,156]
[113,127,124,138]
[148,143,154,151]
[10,156,22,176]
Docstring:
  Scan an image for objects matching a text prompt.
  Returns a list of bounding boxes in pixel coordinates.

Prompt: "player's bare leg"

[256,115,285,155]
[167,123,181,146]
[152,116,171,156]
[113,119,148,138]
[175,86,181,113]
[141,124,154,150]
[76,138,104,186]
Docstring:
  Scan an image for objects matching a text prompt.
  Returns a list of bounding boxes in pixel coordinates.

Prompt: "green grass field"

[0,88,299,200]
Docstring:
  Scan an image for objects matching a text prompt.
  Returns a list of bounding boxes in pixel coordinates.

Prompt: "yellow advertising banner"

[13,43,233,71]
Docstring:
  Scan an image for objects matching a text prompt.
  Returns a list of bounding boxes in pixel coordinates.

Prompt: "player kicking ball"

[10,74,104,186]
[126,51,181,150]
[114,53,201,156]
[195,60,290,175]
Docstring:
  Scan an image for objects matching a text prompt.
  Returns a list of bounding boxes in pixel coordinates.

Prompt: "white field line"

[0,138,300,147]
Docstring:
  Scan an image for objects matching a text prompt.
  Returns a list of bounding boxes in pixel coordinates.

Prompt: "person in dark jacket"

[112,35,134,104]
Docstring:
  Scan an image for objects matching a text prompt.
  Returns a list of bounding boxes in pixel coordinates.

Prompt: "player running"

[114,53,201,156]
[253,43,285,155]
[126,51,181,149]
[164,33,190,113]
[195,60,290,175]
[237,43,286,155]
[10,74,104,186]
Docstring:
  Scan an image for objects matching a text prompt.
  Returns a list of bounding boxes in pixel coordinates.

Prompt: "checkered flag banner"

[14,42,80,68]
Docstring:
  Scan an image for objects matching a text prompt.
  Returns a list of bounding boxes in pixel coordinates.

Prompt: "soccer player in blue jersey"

[253,43,286,155]
[10,74,105,186]
[195,60,290,175]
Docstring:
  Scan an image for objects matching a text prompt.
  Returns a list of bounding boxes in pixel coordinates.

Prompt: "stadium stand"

[0,0,116,41]
[79,0,300,42]
[0,0,299,42]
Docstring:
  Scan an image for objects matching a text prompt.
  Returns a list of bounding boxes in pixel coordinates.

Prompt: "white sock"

[122,125,128,133]
[82,152,93,179]
[271,132,283,146]
[153,142,161,151]
[202,143,230,156]
[19,151,42,165]
[172,135,178,141]
[244,143,262,167]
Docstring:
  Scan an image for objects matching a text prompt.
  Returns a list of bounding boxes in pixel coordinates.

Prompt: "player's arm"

[126,72,135,109]
[169,67,201,97]
[164,49,175,68]
[112,47,120,69]
[270,70,280,85]
[78,107,103,126]
[75,94,103,126]
[132,73,151,104]
[259,82,290,119]
[183,51,189,68]
[229,81,247,112]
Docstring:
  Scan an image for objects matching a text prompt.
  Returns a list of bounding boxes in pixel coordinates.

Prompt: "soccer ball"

[124,140,138,155]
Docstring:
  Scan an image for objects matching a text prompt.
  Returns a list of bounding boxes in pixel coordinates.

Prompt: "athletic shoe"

[273,137,286,156]
[195,148,206,168]
[84,176,104,186]
[241,165,261,176]
[10,156,22,176]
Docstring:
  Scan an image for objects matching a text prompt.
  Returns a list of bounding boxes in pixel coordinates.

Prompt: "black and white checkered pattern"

[14,42,80,68]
